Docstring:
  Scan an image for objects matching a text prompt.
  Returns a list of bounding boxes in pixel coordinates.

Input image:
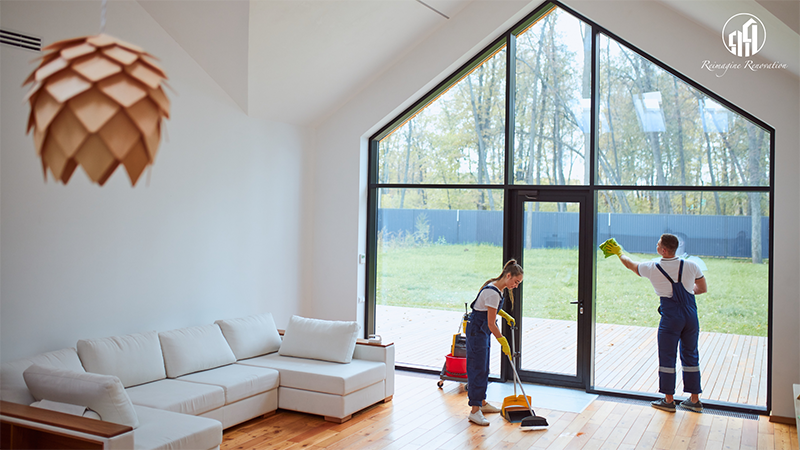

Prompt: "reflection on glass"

[597,34,770,188]
[514,7,588,185]
[377,47,507,189]
[594,190,768,406]
[375,188,505,375]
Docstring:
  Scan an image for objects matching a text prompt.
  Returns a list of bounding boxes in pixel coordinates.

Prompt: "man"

[607,233,707,413]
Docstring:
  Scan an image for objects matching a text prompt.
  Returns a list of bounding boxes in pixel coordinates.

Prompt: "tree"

[746,122,765,263]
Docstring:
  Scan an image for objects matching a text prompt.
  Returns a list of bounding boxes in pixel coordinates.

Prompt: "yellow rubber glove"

[496,336,511,356]
[599,238,623,258]
[497,309,515,327]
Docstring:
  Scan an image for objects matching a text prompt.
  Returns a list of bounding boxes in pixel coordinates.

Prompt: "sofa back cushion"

[23,364,139,428]
[0,348,85,405]
[77,331,166,388]
[159,324,236,378]
[279,315,360,363]
[215,313,282,360]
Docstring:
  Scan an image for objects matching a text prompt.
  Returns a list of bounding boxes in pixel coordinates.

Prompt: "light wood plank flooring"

[376,305,768,406]
[221,372,796,450]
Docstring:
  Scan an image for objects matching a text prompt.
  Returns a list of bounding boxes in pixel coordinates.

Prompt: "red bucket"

[445,353,467,378]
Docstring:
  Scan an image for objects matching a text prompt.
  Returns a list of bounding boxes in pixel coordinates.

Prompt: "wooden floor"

[221,372,797,450]
[376,305,768,407]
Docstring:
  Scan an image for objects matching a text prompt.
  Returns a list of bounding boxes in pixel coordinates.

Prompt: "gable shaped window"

[367,1,772,412]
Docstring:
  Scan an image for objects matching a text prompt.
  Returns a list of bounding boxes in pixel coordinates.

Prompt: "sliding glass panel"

[375,188,505,375]
[597,34,770,189]
[514,7,589,185]
[595,190,769,407]
[376,46,507,189]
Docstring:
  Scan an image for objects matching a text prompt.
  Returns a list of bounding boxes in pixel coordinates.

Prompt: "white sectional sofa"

[0,314,395,450]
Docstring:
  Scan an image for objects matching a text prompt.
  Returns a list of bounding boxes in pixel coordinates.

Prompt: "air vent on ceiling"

[1,29,42,52]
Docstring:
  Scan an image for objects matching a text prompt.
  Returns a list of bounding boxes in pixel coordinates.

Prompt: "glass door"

[506,190,592,388]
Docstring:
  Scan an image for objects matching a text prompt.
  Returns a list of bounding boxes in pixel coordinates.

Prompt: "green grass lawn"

[375,244,768,336]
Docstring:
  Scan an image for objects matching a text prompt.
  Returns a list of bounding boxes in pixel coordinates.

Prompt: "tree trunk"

[602,40,632,213]
[702,132,723,214]
[582,23,592,185]
[466,72,495,210]
[672,78,687,214]
[747,122,763,263]
[399,120,413,208]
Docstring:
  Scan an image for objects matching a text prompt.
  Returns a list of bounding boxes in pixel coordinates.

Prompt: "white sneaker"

[480,402,501,414]
[468,410,490,426]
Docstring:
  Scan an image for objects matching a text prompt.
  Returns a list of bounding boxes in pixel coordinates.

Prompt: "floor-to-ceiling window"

[593,31,771,408]
[369,41,510,377]
[367,1,772,412]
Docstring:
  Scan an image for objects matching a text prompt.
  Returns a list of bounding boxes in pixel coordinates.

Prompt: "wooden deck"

[376,305,768,407]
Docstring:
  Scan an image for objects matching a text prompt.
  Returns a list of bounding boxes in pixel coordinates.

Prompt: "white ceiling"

[138,0,799,128]
[139,0,472,127]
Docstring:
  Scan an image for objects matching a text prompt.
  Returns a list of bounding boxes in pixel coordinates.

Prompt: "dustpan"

[502,394,533,422]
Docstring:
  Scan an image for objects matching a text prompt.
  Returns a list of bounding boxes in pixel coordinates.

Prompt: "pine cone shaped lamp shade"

[23,34,170,186]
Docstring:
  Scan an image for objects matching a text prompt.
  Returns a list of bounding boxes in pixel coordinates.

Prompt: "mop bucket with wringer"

[437,305,470,388]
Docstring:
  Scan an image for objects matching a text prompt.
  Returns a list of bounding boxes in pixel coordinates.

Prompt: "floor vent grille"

[595,395,760,421]
[1,29,42,52]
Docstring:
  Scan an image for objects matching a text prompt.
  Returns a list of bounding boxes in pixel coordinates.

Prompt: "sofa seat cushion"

[177,364,279,404]
[132,405,222,450]
[125,379,224,416]
[237,353,385,396]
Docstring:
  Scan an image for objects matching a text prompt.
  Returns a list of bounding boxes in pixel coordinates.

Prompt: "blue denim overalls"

[655,261,702,395]
[465,285,503,407]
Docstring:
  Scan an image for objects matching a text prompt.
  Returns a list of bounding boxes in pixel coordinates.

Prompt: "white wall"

[0,0,309,362]
[311,0,800,417]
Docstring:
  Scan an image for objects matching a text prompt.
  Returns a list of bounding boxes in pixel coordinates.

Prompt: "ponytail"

[479,259,523,310]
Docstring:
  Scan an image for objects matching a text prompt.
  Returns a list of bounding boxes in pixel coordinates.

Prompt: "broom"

[502,326,549,430]
[501,328,533,423]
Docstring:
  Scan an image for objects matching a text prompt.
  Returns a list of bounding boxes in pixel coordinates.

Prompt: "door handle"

[524,191,539,200]
[569,301,580,304]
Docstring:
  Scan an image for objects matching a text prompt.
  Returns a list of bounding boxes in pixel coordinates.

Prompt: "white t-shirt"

[472,284,503,311]
[637,257,704,298]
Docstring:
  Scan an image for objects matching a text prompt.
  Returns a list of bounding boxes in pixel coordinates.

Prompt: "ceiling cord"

[415,0,449,19]
[100,0,107,33]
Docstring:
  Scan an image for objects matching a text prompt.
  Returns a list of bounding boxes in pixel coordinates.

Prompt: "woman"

[466,259,523,426]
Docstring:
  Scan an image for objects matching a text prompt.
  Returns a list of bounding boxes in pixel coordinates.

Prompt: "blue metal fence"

[378,209,504,246]
[377,209,769,258]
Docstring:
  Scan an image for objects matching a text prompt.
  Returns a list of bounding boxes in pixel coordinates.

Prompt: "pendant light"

[23,0,170,186]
